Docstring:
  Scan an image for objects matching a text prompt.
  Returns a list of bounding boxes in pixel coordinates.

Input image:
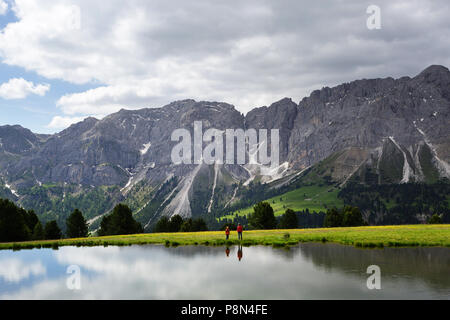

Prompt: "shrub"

[428,214,443,224]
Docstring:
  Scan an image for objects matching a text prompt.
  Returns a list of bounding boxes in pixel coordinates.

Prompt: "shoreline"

[1,225,449,251]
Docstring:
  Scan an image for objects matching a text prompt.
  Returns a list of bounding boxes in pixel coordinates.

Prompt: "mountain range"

[1,65,449,230]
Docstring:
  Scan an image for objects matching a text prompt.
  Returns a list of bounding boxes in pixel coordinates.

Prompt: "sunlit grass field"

[1,224,449,250]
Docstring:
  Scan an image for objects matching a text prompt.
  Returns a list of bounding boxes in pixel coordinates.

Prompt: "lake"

[0,243,449,299]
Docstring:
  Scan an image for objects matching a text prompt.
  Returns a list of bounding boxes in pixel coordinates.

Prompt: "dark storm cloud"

[2,0,449,126]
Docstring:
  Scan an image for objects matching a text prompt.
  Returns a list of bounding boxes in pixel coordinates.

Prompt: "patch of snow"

[4,183,19,197]
[140,142,151,155]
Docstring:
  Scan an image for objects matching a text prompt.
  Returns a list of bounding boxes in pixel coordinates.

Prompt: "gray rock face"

[4,100,246,188]
[245,97,298,162]
[287,65,450,171]
[0,125,43,155]
[0,65,449,224]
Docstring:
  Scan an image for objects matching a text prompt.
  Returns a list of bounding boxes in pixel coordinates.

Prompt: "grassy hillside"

[220,184,343,221]
[2,225,448,250]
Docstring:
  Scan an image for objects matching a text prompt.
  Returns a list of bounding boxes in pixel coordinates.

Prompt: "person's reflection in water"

[225,247,230,257]
[237,245,243,261]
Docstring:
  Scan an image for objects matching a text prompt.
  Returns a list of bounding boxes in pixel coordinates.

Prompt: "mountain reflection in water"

[0,243,448,299]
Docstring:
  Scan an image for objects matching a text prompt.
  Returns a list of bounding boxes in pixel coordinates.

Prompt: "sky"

[0,0,449,134]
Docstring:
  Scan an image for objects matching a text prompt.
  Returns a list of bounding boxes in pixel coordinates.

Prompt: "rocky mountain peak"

[413,65,450,100]
[0,125,41,155]
[0,65,449,228]
[416,64,450,79]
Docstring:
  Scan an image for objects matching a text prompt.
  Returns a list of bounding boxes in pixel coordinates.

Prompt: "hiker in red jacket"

[225,226,230,240]
[237,223,243,240]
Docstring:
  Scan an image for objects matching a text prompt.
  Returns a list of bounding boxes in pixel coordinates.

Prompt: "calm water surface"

[0,243,449,299]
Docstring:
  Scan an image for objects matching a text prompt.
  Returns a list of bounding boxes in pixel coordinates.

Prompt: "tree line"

[0,198,87,242]
[339,181,450,224]
[246,202,304,229]
[154,215,208,233]
[245,201,443,229]
[0,198,143,243]
[216,201,367,230]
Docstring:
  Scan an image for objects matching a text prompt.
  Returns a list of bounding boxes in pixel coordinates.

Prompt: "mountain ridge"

[1,65,449,230]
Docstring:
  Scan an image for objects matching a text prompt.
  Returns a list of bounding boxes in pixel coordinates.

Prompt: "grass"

[220,185,343,221]
[1,224,449,251]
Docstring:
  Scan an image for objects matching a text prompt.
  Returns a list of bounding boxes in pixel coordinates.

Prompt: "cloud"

[56,84,163,116]
[0,246,359,299]
[0,78,50,99]
[0,258,46,282]
[46,115,91,129]
[1,0,449,120]
[0,0,7,15]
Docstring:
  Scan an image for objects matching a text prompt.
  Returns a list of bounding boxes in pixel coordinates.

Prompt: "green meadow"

[1,224,449,250]
[220,185,343,221]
